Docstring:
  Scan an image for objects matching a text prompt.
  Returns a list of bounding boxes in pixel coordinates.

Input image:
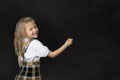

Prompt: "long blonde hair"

[14,17,36,56]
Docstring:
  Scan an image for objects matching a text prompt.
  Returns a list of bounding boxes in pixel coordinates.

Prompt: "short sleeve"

[30,39,50,57]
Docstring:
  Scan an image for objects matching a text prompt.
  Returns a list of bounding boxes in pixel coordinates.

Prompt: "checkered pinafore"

[15,39,41,80]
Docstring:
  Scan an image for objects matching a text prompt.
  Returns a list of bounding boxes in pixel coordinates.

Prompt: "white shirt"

[19,39,49,62]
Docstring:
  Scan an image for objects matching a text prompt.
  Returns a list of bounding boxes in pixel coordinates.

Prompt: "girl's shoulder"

[30,39,42,45]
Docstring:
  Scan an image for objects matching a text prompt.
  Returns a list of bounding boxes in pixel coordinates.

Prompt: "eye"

[34,26,37,28]
[29,27,33,31]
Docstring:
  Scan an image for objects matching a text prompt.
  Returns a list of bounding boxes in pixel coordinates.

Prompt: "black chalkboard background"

[0,0,120,80]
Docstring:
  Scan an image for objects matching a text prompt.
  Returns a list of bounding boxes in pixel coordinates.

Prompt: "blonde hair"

[14,17,36,56]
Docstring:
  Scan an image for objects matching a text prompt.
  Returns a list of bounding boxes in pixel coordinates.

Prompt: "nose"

[33,28,36,32]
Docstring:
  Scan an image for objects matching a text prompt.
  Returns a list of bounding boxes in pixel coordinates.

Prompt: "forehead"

[25,21,36,28]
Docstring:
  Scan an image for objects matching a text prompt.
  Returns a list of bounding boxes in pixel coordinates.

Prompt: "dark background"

[0,0,120,80]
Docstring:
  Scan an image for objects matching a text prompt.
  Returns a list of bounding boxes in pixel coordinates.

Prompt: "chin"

[33,36,38,38]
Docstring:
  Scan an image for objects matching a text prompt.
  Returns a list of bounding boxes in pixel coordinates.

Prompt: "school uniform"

[15,39,49,80]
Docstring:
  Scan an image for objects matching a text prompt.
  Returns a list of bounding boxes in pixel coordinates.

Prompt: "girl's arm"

[48,38,73,58]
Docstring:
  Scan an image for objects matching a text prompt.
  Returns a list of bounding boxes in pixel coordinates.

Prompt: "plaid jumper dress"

[15,40,41,80]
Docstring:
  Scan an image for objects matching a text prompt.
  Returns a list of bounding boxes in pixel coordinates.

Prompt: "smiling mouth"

[33,33,37,36]
[34,32,38,35]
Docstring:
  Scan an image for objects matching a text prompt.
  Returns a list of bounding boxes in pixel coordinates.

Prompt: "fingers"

[67,38,73,45]
[64,38,73,47]
[68,38,73,42]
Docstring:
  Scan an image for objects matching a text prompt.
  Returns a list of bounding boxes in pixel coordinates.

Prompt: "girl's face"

[25,21,39,39]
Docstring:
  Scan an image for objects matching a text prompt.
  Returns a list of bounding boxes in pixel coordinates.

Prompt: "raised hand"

[64,38,73,47]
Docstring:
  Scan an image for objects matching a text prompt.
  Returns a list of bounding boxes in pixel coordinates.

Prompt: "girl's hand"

[48,38,73,58]
[64,38,73,47]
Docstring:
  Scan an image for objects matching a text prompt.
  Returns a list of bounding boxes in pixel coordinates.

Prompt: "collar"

[23,37,30,42]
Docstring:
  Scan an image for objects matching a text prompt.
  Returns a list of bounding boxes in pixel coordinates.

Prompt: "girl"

[14,17,73,80]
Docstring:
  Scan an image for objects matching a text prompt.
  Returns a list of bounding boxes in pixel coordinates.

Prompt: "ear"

[24,32,28,37]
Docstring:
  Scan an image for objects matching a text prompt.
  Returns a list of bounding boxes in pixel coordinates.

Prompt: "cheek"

[36,28,39,33]
[26,30,31,36]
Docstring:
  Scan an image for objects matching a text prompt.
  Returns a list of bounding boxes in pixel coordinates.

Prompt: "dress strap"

[22,39,33,62]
